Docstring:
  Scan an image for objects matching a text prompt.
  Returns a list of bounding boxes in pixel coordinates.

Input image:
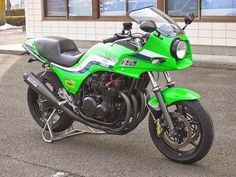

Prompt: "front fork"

[147,72,176,136]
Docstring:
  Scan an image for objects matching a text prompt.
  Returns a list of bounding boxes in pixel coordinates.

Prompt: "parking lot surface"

[0,56,236,177]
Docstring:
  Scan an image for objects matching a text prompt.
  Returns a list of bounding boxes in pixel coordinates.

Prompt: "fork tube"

[163,72,175,87]
[148,72,176,136]
[163,72,172,83]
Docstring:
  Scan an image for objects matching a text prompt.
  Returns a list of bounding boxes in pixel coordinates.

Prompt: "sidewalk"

[0,28,26,54]
[192,54,236,70]
[0,28,25,46]
[0,43,235,70]
[0,28,235,70]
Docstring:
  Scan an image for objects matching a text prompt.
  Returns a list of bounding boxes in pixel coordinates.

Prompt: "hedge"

[6,9,25,16]
[6,16,25,26]
[0,20,5,26]
[0,16,5,26]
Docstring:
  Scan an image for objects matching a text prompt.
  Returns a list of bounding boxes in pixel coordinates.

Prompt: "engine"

[77,72,131,123]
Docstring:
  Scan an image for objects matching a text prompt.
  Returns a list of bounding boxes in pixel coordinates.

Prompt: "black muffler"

[23,72,131,134]
[23,72,62,109]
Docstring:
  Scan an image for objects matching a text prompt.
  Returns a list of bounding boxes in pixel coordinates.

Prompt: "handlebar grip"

[103,35,119,43]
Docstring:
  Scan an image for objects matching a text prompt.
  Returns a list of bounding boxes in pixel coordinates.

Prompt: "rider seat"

[36,36,84,67]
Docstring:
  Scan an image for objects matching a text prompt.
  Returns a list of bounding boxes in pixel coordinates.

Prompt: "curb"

[0,49,25,55]
[0,49,235,70]
[193,61,236,70]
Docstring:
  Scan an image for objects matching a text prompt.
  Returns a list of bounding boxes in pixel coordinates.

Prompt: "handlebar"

[103,35,120,43]
[103,32,146,47]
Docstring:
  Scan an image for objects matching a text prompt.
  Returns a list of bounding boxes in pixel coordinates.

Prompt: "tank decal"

[51,55,116,74]
[130,54,151,61]
[130,49,167,61]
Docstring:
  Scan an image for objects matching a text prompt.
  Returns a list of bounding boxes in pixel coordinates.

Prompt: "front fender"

[148,87,201,108]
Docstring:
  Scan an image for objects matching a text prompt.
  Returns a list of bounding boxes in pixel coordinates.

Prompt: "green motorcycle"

[23,7,214,164]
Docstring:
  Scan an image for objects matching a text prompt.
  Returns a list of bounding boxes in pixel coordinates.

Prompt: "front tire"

[149,100,214,164]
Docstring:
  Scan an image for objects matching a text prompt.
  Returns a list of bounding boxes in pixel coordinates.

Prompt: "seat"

[35,36,84,67]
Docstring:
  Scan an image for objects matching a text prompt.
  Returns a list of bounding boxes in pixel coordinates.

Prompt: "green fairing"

[148,87,201,108]
[141,32,193,70]
[24,31,193,94]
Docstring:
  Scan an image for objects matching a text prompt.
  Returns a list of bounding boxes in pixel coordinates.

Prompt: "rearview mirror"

[185,13,195,25]
[140,20,157,33]
[182,13,195,30]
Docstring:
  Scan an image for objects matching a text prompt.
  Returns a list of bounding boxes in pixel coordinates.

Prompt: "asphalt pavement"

[0,54,19,78]
[0,56,236,177]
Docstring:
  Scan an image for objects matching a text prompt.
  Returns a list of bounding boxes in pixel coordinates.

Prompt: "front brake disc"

[162,112,192,149]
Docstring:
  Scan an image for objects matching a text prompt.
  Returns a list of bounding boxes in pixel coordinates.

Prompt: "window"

[69,0,93,16]
[202,0,236,16]
[99,0,158,16]
[128,0,157,12]
[100,0,126,16]
[167,0,198,17]
[45,0,66,17]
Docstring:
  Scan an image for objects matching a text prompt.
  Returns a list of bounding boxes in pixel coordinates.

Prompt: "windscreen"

[129,7,183,37]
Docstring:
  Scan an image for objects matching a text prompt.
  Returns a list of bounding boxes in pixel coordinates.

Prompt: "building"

[8,0,25,9]
[25,0,236,55]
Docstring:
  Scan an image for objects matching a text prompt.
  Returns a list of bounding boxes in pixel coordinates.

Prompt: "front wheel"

[149,100,214,164]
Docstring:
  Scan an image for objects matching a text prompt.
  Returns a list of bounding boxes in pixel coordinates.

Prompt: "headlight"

[171,39,187,59]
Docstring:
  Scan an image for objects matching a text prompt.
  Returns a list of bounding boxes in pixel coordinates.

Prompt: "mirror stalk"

[182,24,188,31]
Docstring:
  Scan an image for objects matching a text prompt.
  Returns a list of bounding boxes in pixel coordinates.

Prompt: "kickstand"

[42,109,106,143]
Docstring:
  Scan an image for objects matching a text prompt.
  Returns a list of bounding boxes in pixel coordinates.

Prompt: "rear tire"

[27,71,74,132]
[149,100,214,164]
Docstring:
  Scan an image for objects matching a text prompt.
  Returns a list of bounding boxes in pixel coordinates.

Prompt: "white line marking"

[139,49,166,58]
[52,55,117,72]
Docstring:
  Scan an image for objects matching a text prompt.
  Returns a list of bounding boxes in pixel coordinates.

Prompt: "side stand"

[42,109,106,143]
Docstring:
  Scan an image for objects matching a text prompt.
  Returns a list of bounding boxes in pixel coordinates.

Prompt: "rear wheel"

[149,100,214,164]
[27,71,74,132]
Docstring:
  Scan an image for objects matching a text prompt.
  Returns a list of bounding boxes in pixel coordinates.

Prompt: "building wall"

[25,0,236,48]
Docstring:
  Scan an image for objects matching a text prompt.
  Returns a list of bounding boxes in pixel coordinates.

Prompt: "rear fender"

[148,87,201,108]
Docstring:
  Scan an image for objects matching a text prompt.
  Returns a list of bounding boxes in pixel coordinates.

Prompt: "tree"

[0,0,5,26]
[7,0,11,10]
